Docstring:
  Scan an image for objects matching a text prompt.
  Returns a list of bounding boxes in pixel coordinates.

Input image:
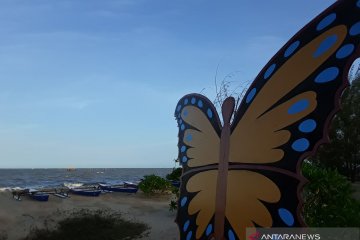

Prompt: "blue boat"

[30,193,50,202]
[98,183,138,193]
[70,189,101,197]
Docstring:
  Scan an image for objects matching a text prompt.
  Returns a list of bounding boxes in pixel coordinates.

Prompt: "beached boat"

[98,183,138,193]
[30,192,50,201]
[69,188,101,197]
[53,188,70,198]
[123,181,139,188]
[12,189,50,201]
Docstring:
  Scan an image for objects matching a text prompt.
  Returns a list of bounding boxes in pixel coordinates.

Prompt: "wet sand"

[0,191,178,240]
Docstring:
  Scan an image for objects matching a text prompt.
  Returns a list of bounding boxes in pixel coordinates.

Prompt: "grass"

[21,209,149,240]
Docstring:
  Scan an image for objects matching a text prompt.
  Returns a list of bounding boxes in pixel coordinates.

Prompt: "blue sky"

[0,0,337,168]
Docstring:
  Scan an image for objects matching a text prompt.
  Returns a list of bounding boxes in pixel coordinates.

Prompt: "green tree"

[313,71,360,182]
[302,162,360,227]
[138,175,172,195]
[166,167,182,181]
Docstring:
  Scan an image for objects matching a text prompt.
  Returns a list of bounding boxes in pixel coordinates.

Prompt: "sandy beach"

[0,191,178,240]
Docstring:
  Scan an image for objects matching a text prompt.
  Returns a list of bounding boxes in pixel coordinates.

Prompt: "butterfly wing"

[178,170,217,240]
[225,0,360,238]
[231,0,360,167]
[175,94,222,239]
[175,93,222,169]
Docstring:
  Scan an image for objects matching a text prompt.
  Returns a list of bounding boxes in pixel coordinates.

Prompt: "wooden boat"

[30,192,49,201]
[123,181,139,188]
[69,188,101,197]
[12,189,49,202]
[53,188,70,198]
[98,183,138,193]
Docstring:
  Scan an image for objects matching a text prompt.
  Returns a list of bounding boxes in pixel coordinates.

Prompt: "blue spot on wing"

[180,197,187,207]
[288,99,309,114]
[186,134,193,142]
[184,98,189,105]
[228,230,236,240]
[299,119,317,133]
[316,13,336,31]
[315,67,339,83]
[186,231,192,240]
[183,220,190,232]
[313,35,338,58]
[182,156,188,163]
[181,124,185,131]
[191,98,196,104]
[205,224,212,236]
[198,100,203,108]
[284,41,300,57]
[278,208,295,226]
[177,105,182,112]
[350,21,360,36]
[207,108,213,118]
[246,88,257,103]
[183,110,188,117]
[264,64,276,79]
[336,44,355,59]
[181,146,186,153]
[292,138,310,152]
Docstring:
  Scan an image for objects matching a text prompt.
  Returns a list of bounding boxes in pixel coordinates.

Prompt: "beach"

[0,191,178,240]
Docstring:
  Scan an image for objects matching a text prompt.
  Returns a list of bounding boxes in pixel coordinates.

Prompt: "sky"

[0,0,342,168]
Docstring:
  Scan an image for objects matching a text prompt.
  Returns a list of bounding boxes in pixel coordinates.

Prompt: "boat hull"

[99,185,138,193]
[31,193,50,202]
[70,189,101,197]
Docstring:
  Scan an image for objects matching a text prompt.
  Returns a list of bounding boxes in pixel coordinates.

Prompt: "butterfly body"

[175,1,360,239]
[213,97,234,240]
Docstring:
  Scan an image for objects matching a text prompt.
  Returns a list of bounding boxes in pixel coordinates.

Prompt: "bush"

[138,174,172,195]
[165,168,182,211]
[169,185,180,212]
[21,209,149,240]
[166,167,182,181]
[302,162,360,227]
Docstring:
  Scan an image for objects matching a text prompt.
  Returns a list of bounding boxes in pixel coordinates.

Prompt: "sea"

[0,168,172,191]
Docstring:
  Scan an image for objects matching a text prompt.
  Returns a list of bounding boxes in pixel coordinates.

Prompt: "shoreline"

[0,191,178,240]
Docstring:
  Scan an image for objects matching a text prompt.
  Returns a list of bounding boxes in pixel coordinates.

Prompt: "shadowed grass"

[22,209,149,240]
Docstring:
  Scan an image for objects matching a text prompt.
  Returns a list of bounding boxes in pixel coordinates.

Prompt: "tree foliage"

[312,70,360,181]
[166,167,182,181]
[138,174,172,195]
[302,162,360,227]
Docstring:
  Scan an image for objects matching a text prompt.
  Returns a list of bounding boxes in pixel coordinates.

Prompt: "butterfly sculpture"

[174,1,360,240]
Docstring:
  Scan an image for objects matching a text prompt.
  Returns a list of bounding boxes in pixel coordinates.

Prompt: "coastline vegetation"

[166,167,182,212]
[20,209,149,240]
[138,174,172,195]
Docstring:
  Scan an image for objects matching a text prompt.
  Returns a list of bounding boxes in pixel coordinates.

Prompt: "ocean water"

[0,168,172,191]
